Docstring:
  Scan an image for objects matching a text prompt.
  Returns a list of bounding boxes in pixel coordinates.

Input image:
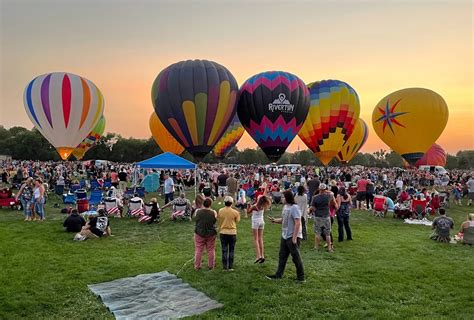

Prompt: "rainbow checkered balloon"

[213,114,244,159]
[298,80,360,166]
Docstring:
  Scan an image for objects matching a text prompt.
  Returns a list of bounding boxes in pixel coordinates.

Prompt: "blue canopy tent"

[135,152,197,196]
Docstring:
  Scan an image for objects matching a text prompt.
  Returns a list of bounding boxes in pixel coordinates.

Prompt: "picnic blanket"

[403,218,432,226]
[88,271,222,319]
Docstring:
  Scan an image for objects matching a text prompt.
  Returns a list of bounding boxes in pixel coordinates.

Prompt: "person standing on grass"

[217,196,240,271]
[247,195,271,264]
[33,178,46,221]
[15,177,34,221]
[194,198,217,270]
[466,176,474,206]
[336,187,352,242]
[118,168,128,191]
[266,190,304,282]
[163,173,175,205]
[311,183,338,252]
[295,185,308,240]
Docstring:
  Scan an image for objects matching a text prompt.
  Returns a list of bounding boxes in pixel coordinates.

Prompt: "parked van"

[418,165,447,175]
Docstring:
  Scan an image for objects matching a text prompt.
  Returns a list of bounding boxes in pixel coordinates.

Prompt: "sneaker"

[258,258,265,264]
[265,274,281,280]
[228,268,234,272]
[295,278,306,283]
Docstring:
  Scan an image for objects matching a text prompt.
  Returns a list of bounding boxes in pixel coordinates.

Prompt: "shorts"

[314,216,331,236]
[356,192,366,201]
[252,219,265,230]
[469,192,474,200]
[218,186,228,196]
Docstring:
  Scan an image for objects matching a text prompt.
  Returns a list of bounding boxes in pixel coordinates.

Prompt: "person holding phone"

[266,190,305,282]
[247,195,271,264]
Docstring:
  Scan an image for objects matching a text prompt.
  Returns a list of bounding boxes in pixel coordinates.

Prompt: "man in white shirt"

[164,174,175,205]
[395,178,404,190]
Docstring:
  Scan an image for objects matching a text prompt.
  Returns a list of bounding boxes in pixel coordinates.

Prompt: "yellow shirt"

[218,206,240,235]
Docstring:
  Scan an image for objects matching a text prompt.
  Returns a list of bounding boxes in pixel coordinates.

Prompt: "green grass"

[0,193,473,319]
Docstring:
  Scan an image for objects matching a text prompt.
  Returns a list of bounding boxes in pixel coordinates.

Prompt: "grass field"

[0,193,473,319]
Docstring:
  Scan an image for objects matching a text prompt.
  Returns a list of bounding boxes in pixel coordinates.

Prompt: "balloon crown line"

[23,66,447,163]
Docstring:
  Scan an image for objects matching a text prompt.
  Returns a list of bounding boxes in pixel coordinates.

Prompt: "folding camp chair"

[70,184,81,193]
[89,190,103,207]
[104,197,121,217]
[63,193,76,205]
[171,204,188,220]
[103,179,112,189]
[128,199,144,217]
[90,180,100,190]
[372,196,387,218]
[138,203,154,223]
[135,187,146,198]
[75,189,87,200]
[411,199,428,219]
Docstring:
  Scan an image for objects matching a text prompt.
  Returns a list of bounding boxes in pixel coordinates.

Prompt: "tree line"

[1,126,473,169]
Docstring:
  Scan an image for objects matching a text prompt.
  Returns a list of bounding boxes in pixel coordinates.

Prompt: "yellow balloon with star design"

[372,88,449,165]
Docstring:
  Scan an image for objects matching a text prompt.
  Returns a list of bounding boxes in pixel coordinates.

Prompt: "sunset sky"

[1,0,473,154]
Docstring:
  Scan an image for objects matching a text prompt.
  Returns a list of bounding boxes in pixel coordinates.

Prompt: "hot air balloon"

[72,116,106,160]
[372,88,449,165]
[415,143,446,167]
[23,72,104,160]
[151,60,239,161]
[298,80,360,166]
[237,71,310,161]
[336,118,368,164]
[213,114,244,159]
[149,112,185,155]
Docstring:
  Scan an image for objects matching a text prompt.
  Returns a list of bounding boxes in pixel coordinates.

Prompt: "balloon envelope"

[213,114,244,159]
[152,60,239,161]
[298,80,360,166]
[415,143,446,167]
[23,72,104,160]
[237,71,310,161]
[336,118,368,164]
[72,116,106,160]
[149,112,185,155]
[372,88,449,165]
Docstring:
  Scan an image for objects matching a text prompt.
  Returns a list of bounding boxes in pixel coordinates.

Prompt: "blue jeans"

[165,192,174,205]
[20,198,32,218]
[34,198,45,219]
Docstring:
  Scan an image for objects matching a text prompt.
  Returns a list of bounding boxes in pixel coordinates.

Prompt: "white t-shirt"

[396,179,403,190]
[164,177,175,194]
[467,179,474,193]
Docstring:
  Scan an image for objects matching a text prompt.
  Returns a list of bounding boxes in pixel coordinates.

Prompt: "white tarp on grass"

[88,271,222,319]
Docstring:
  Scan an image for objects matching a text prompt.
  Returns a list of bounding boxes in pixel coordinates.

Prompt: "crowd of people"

[1,159,473,280]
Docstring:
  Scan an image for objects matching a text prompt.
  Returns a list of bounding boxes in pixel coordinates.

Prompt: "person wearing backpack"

[430,208,454,243]
[336,187,353,242]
